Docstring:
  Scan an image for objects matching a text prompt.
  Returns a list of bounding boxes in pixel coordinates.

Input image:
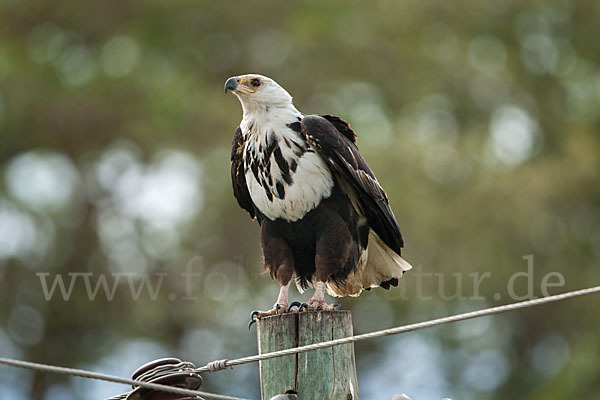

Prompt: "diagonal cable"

[0,357,247,400]
[195,285,600,372]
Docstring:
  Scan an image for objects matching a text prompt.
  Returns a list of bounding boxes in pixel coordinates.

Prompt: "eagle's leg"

[248,281,292,329]
[306,281,339,311]
[305,211,351,311]
[268,281,291,316]
[249,224,295,326]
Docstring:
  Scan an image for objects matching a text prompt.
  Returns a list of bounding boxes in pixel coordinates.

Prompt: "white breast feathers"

[244,122,334,222]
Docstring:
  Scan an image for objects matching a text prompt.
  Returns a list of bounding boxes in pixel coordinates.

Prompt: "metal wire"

[0,357,247,400]
[1,285,598,398]
[194,285,600,372]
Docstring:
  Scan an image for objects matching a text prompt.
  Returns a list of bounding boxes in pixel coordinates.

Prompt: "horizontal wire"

[0,357,248,400]
[195,285,600,372]
[1,285,598,398]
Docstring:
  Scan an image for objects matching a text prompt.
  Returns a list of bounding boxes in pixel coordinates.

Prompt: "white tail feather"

[326,230,412,297]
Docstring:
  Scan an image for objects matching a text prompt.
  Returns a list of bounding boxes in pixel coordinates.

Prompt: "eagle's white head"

[224,74,295,117]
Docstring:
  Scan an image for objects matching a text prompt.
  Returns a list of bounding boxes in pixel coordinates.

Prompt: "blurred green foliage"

[1,0,600,399]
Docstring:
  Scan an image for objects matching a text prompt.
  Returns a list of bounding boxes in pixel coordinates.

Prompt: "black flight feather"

[300,115,404,255]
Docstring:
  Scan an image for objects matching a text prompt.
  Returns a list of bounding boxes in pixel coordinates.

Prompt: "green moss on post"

[257,311,359,400]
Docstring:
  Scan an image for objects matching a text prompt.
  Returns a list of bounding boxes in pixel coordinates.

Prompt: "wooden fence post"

[257,310,359,400]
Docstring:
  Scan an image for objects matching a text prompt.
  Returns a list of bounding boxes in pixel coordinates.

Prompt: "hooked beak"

[224,77,238,93]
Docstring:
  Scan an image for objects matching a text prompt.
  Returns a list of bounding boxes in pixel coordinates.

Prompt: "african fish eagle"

[225,74,412,323]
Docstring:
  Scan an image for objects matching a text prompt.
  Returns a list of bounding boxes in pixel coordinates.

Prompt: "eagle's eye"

[251,78,261,87]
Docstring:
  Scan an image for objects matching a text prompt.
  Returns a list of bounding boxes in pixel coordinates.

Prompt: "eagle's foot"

[287,301,308,312]
[302,282,342,312]
[248,303,289,330]
[305,298,341,311]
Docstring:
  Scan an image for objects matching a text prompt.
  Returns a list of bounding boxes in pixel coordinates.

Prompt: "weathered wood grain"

[257,311,359,400]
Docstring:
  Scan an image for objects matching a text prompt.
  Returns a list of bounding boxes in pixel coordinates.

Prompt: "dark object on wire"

[105,358,203,400]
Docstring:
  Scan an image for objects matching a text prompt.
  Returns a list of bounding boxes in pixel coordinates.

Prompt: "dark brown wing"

[321,114,357,143]
[301,115,404,255]
[231,127,256,219]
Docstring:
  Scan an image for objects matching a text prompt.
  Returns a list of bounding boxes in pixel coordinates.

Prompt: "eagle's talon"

[287,301,302,312]
[298,303,309,312]
[248,310,260,330]
[248,318,257,330]
[275,302,289,315]
[334,302,341,310]
[247,303,289,329]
